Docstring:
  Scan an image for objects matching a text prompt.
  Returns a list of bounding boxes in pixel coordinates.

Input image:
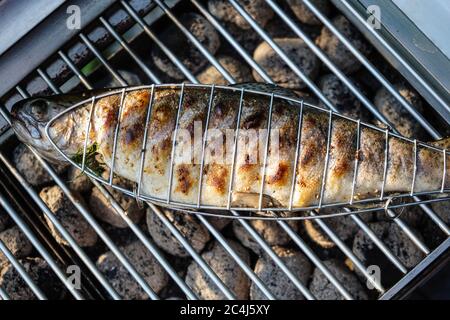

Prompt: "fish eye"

[29,125,41,139]
[30,99,48,122]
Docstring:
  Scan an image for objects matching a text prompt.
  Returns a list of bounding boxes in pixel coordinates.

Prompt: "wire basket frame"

[40,83,450,220]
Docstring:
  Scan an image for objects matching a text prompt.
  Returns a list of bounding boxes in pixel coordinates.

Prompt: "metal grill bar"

[265,0,393,127]
[79,33,127,86]
[350,120,361,204]
[109,88,126,185]
[99,16,161,83]
[120,0,198,84]
[196,214,276,300]
[189,0,273,83]
[228,0,334,110]
[338,0,450,121]
[149,203,236,300]
[411,140,418,196]
[442,149,447,192]
[227,88,244,210]
[288,101,303,211]
[301,0,441,138]
[58,51,92,89]
[230,212,315,299]
[309,211,386,292]
[153,0,236,84]
[137,85,156,200]
[0,149,121,299]
[0,238,47,299]
[380,129,389,201]
[81,97,96,172]
[274,218,354,299]
[318,110,333,209]
[0,193,84,299]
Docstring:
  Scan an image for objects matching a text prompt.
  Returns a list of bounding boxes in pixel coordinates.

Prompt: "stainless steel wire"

[0,287,10,300]
[0,193,84,300]
[0,238,47,300]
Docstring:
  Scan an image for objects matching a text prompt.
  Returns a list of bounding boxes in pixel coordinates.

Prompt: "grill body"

[0,0,448,300]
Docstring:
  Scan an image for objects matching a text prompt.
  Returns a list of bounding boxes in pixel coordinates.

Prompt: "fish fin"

[232,191,286,207]
[231,192,290,217]
[430,136,450,150]
[231,82,299,99]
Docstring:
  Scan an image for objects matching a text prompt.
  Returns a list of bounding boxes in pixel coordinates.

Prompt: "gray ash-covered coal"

[67,167,93,194]
[197,55,254,85]
[421,199,450,248]
[208,0,273,30]
[309,259,368,300]
[232,219,298,254]
[303,210,371,249]
[352,221,425,287]
[146,208,210,258]
[0,257,66,300]
[253,38,320,89]
[285,0,331,25]
[97,69,142,87]
[0,209,8,233]
[13,144,67,187]
[185,240,251,299]
[0,226,33,263]
[39,185,98,247]
[316,15,372,74]
[250,246,312,300]
[319,74,370,120]
[218,20,262,54]
[374,83,425,139]
[96,240,169,299]
[152,13,220,80]
[88,171,144,229]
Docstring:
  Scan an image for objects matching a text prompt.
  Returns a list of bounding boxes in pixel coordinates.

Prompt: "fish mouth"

[10,116,63,162]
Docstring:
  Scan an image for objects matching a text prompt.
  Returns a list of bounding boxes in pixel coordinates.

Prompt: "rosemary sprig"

[71,142,105,176]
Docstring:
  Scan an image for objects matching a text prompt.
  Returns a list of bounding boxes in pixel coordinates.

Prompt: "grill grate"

[0,0,448,300]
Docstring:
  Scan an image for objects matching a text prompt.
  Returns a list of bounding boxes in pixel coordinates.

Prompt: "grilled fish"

[10,84,450,211]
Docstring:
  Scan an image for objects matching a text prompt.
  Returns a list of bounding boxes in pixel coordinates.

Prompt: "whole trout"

[10,84,450,210]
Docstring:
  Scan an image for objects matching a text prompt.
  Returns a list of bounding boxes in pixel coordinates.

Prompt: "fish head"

[11,96,83,163]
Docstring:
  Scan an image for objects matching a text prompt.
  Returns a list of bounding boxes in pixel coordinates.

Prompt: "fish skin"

[10,85,450,210]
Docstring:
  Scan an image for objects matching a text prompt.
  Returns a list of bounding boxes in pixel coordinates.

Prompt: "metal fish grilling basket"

[44,83,450,221]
